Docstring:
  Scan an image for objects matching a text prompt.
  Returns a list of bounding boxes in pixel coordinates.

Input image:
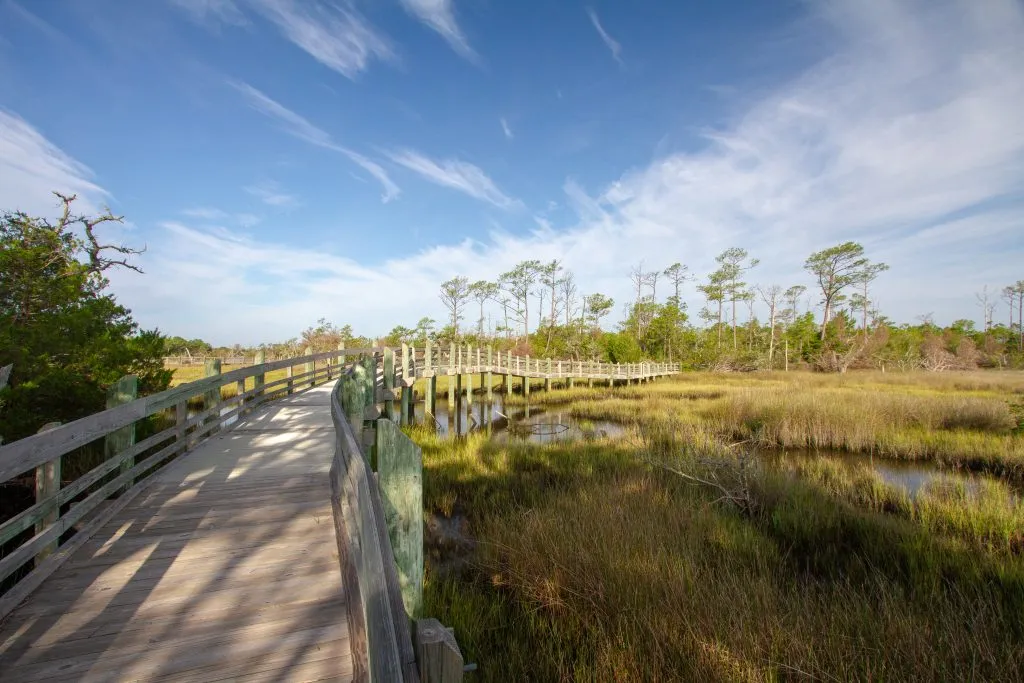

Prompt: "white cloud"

[388,149,520,210]
[108,0,1024,342]
[244,181,298,207]
[0,109,108,217]
[500,117,513,140]
[181,207,229,220]
[586,7,622,65]
[232,81,400,202]
[247,0,393,79]
[399,0,477,63]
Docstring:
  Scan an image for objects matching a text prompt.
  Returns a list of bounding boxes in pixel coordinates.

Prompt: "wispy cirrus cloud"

[244,180,298,207]
[387,149,520,210]
[586,7,622,65]
[399,0,477,63]
[231,81,400,202]
[181,207,263,227]
[0,108,108,217]
[500,117,513,140]
[248,0,394,79]
[181,207,229,220]
[170,0,247,27]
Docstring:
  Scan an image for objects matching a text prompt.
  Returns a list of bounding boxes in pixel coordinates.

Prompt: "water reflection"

[775,451,1019,498]
[413,394,623,444]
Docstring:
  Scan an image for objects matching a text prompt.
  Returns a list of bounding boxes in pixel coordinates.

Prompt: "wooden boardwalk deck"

[0,383,353,682]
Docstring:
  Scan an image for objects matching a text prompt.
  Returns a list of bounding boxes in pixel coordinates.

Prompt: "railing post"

[401,343,411,426]
[338,341,346,367]
[253,349,266,408]
[34,422,62,563]
[176,399,189,451]
[415,618,464,683]
[204,358,222,429]
[384,347,397,422]
[105,375,138,493]
[286,365,294,395]
[305,346,314,388]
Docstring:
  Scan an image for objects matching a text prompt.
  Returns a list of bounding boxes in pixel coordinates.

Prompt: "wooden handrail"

[0,348,383,615]
[330,362,420,683]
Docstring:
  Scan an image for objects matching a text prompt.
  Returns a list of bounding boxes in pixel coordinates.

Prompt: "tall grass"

[418,430,1024,681]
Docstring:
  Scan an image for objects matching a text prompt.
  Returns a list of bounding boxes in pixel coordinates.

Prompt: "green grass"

[413,370,1024,681]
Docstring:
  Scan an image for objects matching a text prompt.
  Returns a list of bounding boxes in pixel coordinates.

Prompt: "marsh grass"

[418,424,1024,681]
[539,371,1024,478]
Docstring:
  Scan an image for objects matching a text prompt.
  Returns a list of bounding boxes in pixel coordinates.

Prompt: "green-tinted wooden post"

[34,421,62,562]
[338,341,346,367]
[286,365,294,395]
[376,420,424,618]
[253,349,266,406]
[465,371,473,406]
[361,355,376,408]
[545,358,552,392]
[305,346,314,388]
[106,375,138,493]
[204,359,222,429]
[384,347,397,422]
[342,375,365,439]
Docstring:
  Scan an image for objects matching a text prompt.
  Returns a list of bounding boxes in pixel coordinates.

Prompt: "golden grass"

[417,418,1024,681]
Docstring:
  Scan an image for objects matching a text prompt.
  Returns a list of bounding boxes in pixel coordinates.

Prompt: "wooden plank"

[6,623,347,682]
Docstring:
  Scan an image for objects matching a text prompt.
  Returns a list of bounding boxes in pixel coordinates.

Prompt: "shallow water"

[412,395,623,444]
[773,450,1017,498]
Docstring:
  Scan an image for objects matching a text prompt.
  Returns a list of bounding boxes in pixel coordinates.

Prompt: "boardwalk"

[0,383,354,682]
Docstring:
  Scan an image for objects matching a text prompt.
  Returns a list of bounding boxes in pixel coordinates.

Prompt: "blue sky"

[1,0,1022,345]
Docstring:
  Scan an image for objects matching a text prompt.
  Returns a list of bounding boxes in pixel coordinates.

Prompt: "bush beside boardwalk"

[414,371,1024,681]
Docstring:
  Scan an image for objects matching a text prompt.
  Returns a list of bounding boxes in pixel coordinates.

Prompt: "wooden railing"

[399,342,680,380]
[331,355,464,683]
[0,347,370,618]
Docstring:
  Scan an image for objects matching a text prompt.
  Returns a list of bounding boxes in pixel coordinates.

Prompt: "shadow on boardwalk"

[0,385,354,682]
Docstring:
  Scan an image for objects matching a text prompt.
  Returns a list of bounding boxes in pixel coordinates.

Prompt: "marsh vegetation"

[414,370,1024,681]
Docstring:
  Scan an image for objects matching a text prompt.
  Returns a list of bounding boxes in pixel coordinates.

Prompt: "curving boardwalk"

[0,383,353,682]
